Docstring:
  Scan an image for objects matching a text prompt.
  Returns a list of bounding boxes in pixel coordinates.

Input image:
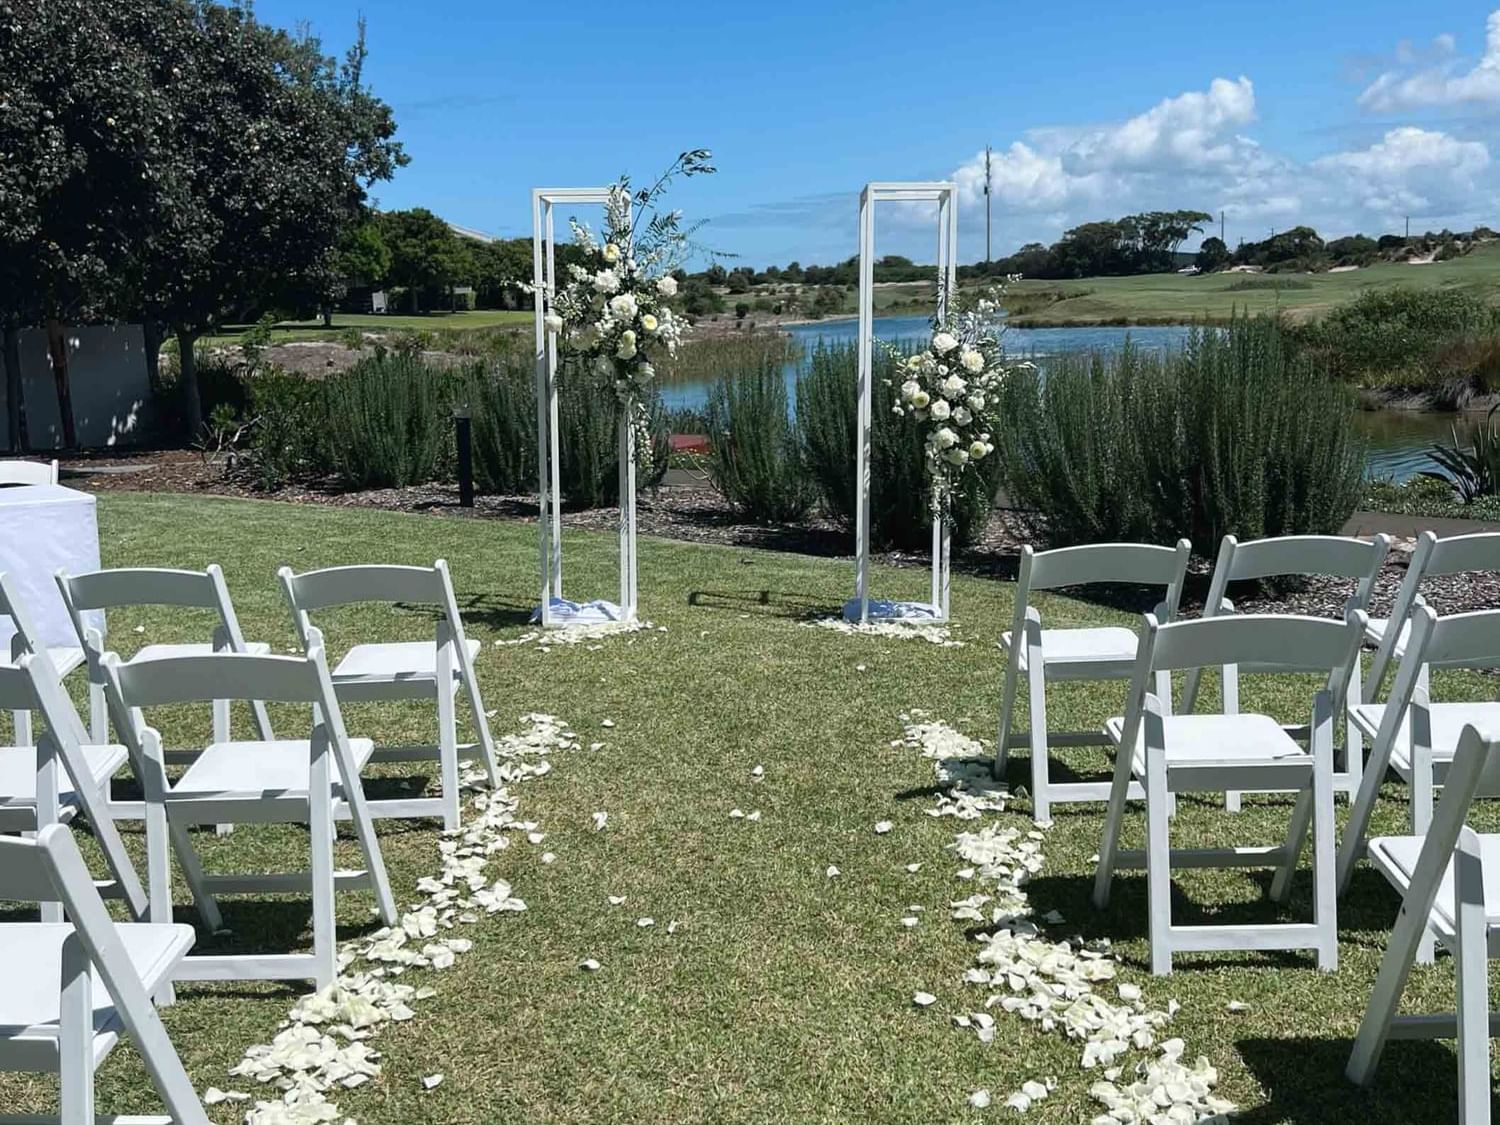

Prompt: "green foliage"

[245,369,328,490]
[322,354,453,488]
[377,208,474,313]
[796,343,999,550]
[553,358,670,507]
[1422,405,1500,503]
[705,352,812,523]
[1298,287,1500,397]
[1195,237,1230,273]
[458,360,536,495]
[1363,474,1500,522]
[996,317,1367,548]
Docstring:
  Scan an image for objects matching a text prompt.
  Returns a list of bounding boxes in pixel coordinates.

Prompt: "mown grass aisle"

[5,492,1494,1123]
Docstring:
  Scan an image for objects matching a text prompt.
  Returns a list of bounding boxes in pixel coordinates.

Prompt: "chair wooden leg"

[1027,664,1050,825]
[59,932,95,1125]
[88,681,108,745]
[459,666,501,790]
[309,751,337,991]
[1270,788,1312,906]
[1455,828,1491,1125]
[996,640,1021,779]
[1092,764,1130,910]
[1311,726,1338,971]
[437,685,461,832]
[1146,752,1172,976]
[13,707,32,748]
[1337,741,1389,897]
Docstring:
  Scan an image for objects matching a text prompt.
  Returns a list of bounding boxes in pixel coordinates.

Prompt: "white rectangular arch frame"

[532,187,638,628]
[850,181,958,625]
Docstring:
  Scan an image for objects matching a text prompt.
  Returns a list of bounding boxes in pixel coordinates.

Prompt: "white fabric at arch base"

[0,484,103,652]
[842,598,942,624]
[531,597,627,627]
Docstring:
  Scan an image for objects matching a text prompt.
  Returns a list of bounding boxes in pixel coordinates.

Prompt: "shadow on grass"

[686,588,842,620]
[1235,1034,1474,1124]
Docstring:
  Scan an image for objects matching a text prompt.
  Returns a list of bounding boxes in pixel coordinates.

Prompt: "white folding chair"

[278,560,500,830]
[1182,533,1391,809]
[0,652,149,925]
[1338,606,1500,896]
[0,824,206,1125]
[996,540,1192,824]
[1,570,86,750]
[1367,531,1500,698]
[100,632,397,988]
[1346,722,1500,1124]
[55,565,274,752]
[0,458,59,485]
[1092,612,1365,975]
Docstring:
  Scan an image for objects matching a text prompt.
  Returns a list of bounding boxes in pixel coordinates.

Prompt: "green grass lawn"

[1000,242,1500,327]
[2,492,1495,1122]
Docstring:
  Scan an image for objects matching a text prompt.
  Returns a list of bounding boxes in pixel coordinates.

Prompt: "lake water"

[660,315,1459,481]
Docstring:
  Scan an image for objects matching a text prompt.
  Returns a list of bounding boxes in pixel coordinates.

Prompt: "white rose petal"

[913,991,938,1007]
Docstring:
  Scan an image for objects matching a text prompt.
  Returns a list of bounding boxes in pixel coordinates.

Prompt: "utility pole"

[1405,215,1410,240]
[1220,211,1225,243]
[983,144,993,263]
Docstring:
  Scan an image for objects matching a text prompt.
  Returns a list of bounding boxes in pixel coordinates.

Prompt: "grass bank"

[1,491,1492,1122]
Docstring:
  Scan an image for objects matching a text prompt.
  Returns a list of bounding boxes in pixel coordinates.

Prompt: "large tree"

[132,2,405,433]
[378,209,472,312]
[0,0,174,447]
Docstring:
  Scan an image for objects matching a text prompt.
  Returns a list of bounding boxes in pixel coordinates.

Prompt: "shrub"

[797,342,999,549]
[245,369,330,490]
[323,354,454,488]
[996,317,1367,548]
[705,351,812,522]
[458,359,536,495]
[554,356,669,507]
[1299,287,1500,390]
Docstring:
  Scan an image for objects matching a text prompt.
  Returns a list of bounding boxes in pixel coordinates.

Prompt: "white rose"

[907,354,927,372]
[656,275,679,297]
[941,374,967,399]
[616,329,637,359]
[966,392,986,412]
[935,427,958,449]
[641,312,659,333]
[900,380,920,402]
[930,399,951,421]
[960,348,984,374]
[931,331,958,355]
[603,243,621,264]
[952,406,972,426]
[608,293,638,321]
[971,441,990,460]
[593,270,620,294]
[910,390,930,409]
[543,313,564,335]
[944,447,970,466]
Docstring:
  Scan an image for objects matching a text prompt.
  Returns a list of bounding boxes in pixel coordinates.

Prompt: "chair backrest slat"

[109,649,323,708]
[0,833,61,901]
[1149,612,1365,675]
[0,459,58,486]
[279,564,446,612]
[1427,532,1500,578]
[1026,541,1191,591]
[59,567,220,613]
[1221,534,1389,585]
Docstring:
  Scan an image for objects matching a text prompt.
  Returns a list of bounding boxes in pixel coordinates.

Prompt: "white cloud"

[1313,127,1490,219]
[1359,10,1500,111]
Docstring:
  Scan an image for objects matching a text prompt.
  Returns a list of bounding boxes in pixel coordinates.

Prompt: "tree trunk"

[45,318,77,448]
[410,287,419,314]
[142,320,164,388]
[3,325,28,453]
[177,327,202,437]
[322,307,333,328]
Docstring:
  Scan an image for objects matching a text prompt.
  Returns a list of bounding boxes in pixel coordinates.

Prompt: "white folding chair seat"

[1105,712,1310,777]
[132,639,272,663]
[0,825,207,1125]
[101,635,397,988]
[0,743,128,830]
[1350,701,1500,781]
[0,921,195,1071]
[997,540,1192,824]
[1007,626,1138,676]
[280,560,501,830]
[1092,612,1366,975]
[1347,724,1500,1123]
[332,638,481,694]
[172,738,375,809]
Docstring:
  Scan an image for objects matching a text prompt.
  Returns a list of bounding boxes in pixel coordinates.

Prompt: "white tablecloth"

[0,483,103,655]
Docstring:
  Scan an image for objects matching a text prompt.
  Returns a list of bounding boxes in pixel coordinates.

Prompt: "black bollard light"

[454,407,474,508]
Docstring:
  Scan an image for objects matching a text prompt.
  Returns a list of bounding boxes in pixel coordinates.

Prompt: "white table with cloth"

[0,483,103,659]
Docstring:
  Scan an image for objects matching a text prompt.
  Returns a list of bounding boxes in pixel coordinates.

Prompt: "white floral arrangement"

[886,285,1019,515]
[543,150,715,471]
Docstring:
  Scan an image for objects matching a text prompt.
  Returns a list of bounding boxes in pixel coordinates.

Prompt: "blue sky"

[256,0,1500,266]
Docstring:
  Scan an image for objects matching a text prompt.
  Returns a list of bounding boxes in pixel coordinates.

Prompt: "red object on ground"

[669,433,710,455]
